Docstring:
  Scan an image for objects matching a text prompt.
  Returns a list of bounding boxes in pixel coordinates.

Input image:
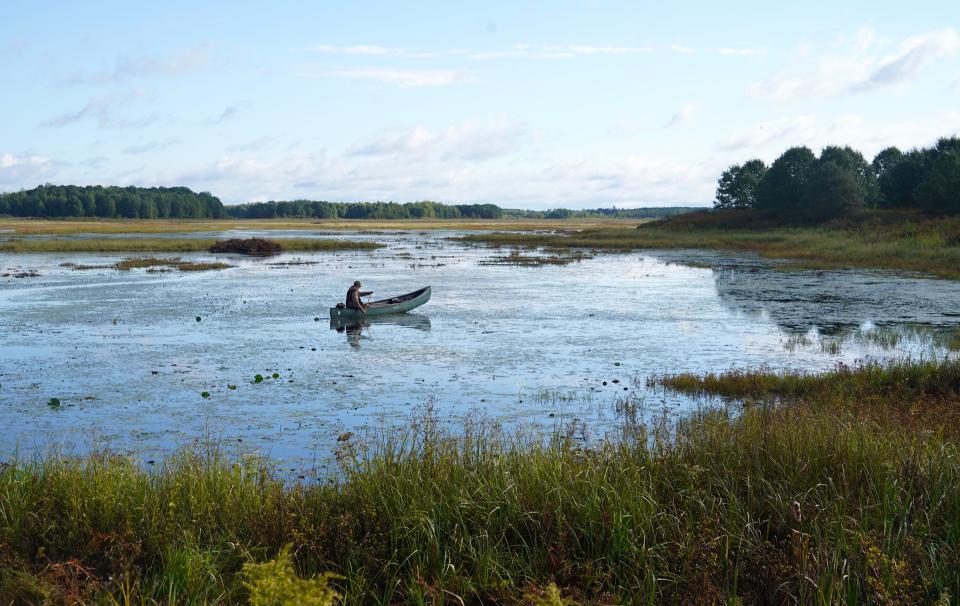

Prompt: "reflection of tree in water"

[710,265,960,351]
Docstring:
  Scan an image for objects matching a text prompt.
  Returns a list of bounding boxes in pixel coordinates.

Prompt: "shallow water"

[2,231,959,470]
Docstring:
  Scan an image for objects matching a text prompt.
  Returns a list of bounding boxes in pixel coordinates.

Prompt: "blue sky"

[2,1,959,208]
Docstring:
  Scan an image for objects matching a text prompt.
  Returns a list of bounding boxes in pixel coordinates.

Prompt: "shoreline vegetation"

[457,212,960,279]
[2,359,959,603]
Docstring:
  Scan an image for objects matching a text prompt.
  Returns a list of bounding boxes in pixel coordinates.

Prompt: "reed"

[2,360,960,603]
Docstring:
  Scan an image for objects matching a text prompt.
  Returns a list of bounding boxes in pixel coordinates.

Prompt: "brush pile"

[208,238,283,256]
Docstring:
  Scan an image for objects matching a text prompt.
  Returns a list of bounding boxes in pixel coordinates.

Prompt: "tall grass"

[0,238,383,253]
[3,361,960,603]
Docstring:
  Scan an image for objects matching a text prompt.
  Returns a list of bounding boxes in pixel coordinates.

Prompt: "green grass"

[0,238,384,253]
[3,361,960,604]
[457,215,960,279]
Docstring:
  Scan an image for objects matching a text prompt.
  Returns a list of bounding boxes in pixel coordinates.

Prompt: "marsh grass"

[3,360,960,603]
[457,215,960,279]
[0,238,384,254]
[478,249,593,266]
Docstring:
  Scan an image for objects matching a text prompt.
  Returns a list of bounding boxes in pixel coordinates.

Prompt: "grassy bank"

[0,217,637,236]
[458,214,960,279]
[3,361,960,604]
[0,237,383,253]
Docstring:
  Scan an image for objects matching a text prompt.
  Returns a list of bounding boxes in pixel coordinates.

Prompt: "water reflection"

[710,265,960,353]
[331,313,432,349]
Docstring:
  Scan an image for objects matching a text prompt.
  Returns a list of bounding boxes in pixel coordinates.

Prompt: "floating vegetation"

[267,259,321,267]
[479,249,593,267]
[60,262,114,270]
[114,257,234,272]
[2,269,41,278]
[253,374,264,383]
[46,398,61,408]
[209,237,283,256]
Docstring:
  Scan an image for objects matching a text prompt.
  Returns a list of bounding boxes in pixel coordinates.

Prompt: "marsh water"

[2,230,959,471]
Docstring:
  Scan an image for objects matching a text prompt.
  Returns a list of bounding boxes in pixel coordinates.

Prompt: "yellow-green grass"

[458,217,960,279]
[0,217,642,235]
[0,237,384,253]
[2,360,960,604]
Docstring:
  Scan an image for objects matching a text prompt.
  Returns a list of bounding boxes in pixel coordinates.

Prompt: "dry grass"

[0,237,384,254]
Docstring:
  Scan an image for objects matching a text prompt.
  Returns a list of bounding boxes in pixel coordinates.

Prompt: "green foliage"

[756,146,816,214]
[0,184,225,219]
[799,158,862,222]
[916,150,960,216]
[241,545,340,606]
[227,199,503,220]
[714,159,766,209]
[877,148,934,208]
[818,145,880,207]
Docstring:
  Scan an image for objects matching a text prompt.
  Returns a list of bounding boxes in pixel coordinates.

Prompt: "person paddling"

[345,280,373,312]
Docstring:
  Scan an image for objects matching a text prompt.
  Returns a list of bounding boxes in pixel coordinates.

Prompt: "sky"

[2,1,959,208]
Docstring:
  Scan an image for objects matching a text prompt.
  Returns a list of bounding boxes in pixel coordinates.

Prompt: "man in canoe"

[345,280,373,312]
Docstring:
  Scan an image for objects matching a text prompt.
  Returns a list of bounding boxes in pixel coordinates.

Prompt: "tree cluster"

[714,136,960,222]
[225,200,503,220]
[0,185,226,219]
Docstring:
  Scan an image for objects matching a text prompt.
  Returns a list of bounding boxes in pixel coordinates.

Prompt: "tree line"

[225,200,504,219]
[0,184,702,221]
[0,185,226,219]
[714,136,960,222]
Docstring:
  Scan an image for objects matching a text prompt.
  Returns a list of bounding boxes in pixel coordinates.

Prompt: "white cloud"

[857,27,960,90]
[669,45,695,54]
[711,47,766,56]
[332,67,470,87]
[63,45,217,85]
[0,152,59,186]
[750,26,960,101]
[207,106,238,125]
[716,111,960,160]
[310,44,402,55]
[348,118,528,161]
[665,102,697,128]
[123,138,181,155]
[40,89,158,129]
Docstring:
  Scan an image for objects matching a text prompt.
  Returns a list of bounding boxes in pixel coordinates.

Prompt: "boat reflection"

[330,313,432,349]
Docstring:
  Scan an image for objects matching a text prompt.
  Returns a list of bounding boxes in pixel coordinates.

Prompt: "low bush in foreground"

[2,360,960,604]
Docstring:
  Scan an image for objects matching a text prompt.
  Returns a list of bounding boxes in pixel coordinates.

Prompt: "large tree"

[800,160,863,222]
[915,152,960,215]
[714,159,767,209]
[818,146,880,207]
[878,149,934,208]
[756,146,816,215]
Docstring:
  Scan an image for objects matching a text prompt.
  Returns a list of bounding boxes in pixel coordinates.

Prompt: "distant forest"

[226,200,699,220]
[714,136,960,222]
[0,185,227,219]
[0,185,700,220]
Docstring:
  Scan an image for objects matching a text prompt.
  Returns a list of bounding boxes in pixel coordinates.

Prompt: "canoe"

[329,286,431,320]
